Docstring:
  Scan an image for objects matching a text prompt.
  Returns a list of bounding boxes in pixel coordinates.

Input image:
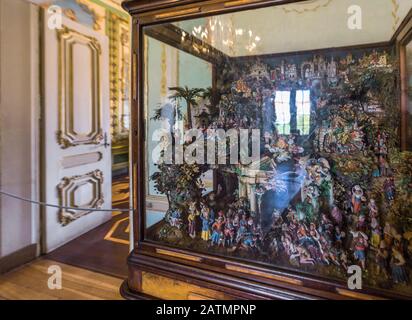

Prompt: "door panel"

[42,16,111,253]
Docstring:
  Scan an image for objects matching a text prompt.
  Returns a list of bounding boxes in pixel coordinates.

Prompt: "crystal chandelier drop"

[189,16,262,55]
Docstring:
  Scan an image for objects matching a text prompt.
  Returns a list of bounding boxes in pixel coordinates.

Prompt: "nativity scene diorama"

[145,45,412,297]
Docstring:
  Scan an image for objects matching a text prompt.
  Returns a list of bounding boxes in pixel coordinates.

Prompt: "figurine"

[320,214,334,236]
[169,208,182,229]
[296,246,316,265]
[241,231,255,249]
[232,213,240,230]
[211,217,225,246]
[375,240,389,278]
[369,213,380,246]
[200,207,213,241]
[236,213,248,243]
[372,160,381,178]
[379,155,389,177]
[149,46,412,295]
[339,250,349,271]
[351,185,364,215]
[368,199,379,218]
[383,177,396,202]
[351,231,368,270]
[384,222,396,247]
[334,226,346,248]
[331,206,343,226]
[188,211,197,239]
[356,213,367,233]
[390,248,409,285]
[224,217,236,247]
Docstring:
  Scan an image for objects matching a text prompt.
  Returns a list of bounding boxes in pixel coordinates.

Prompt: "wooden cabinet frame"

[398,10,412,151]
[122,0,412,300]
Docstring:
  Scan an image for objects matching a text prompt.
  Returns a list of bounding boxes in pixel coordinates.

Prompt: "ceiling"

[171,0,412,57]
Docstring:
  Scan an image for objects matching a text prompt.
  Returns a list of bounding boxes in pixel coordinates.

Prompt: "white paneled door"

[42,15,112,253]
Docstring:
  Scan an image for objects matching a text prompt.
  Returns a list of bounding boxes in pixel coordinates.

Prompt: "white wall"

[0,0,40,258]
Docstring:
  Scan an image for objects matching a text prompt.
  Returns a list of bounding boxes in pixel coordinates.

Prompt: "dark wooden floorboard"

[46,212,130,279]
[46,176,130,279]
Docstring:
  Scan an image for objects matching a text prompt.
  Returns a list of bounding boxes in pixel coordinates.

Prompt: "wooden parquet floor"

[0,258,123,300]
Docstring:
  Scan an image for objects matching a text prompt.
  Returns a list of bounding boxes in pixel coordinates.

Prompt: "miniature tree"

[169,86,205,128]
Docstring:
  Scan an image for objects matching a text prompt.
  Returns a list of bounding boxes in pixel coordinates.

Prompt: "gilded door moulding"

[57,169,105,226]
[56,26,104,149]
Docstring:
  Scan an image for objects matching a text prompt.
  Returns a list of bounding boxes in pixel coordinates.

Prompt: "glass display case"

[123,0,412,300]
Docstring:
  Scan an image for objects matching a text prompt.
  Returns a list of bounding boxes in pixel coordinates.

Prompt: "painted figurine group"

[153,49,411,294]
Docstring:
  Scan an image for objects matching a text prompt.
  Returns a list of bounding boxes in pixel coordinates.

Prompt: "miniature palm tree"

[202,87,221,120]
[169,86,205,128]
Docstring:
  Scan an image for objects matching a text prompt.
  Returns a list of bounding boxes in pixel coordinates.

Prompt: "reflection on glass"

[274,91,291,135]
[142,1,412,297]
[296,90,310,136]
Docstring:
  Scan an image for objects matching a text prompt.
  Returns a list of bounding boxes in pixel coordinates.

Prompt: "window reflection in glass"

[274,90,291,135]
[296,89,311,135]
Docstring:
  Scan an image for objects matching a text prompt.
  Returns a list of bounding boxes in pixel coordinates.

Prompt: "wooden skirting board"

[0,244,37,275]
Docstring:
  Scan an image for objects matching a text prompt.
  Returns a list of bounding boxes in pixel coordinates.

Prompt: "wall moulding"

[57,169,105,226]
[56,26,104,149]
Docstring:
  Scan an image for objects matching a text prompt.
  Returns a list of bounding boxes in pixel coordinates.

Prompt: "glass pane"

[142,0,412,297]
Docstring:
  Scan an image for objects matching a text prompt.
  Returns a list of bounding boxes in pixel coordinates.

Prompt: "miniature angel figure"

[390,248,409,285]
